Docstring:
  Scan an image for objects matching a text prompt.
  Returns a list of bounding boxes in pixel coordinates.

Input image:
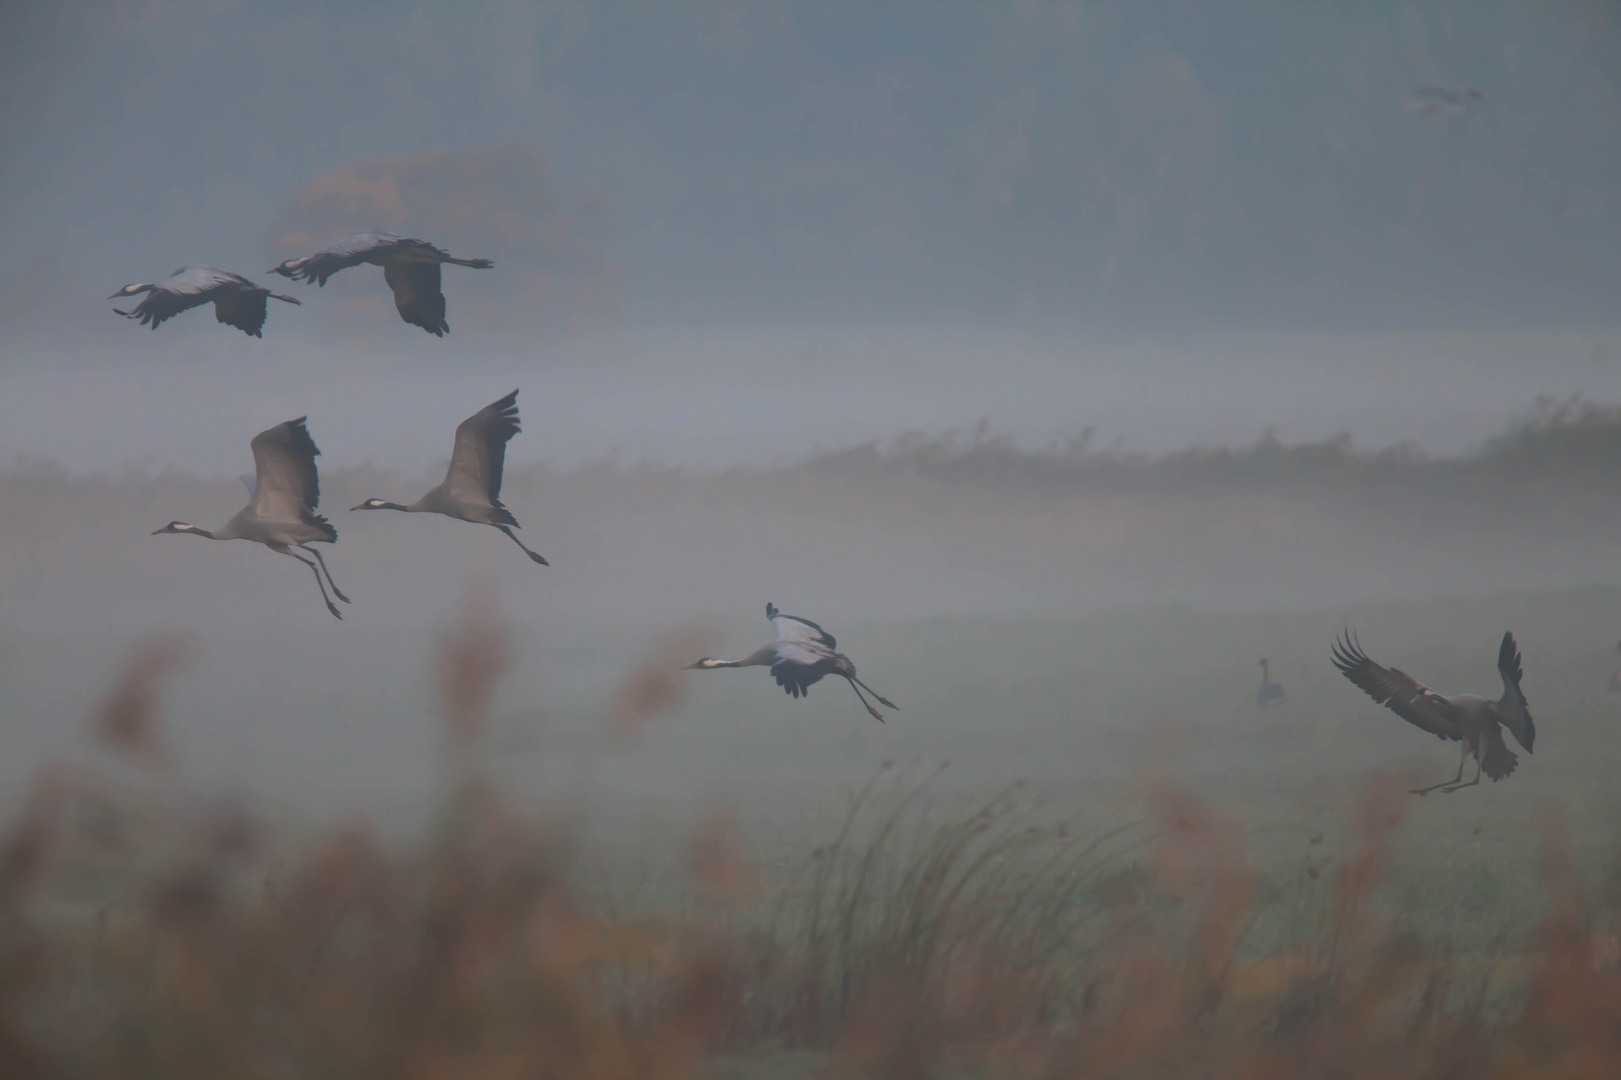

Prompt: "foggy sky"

[3,2,1621,472]
[4,1,1620,335]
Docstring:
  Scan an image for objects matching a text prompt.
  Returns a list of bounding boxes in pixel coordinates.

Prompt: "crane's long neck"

[1260,660,1269,683]
[172,523,217,539]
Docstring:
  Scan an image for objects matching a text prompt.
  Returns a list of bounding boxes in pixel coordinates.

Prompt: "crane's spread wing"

[289,231,407,285]
[248,418,329,533]
[771,644,838,699]
[443,390,520,506]
[119,266,238,329]
[212,286,270,337]
[763,602,840,698]
[766,602,837,651]
[1495,631,1535,753]
[1331,631,1464,741]
[383,260,448,335]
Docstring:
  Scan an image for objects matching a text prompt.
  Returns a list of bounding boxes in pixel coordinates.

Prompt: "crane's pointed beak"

[108,290,124,299]
[150,527,166,535]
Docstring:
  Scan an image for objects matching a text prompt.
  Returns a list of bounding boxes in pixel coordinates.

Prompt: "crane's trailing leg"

[273,545,342,620]
[844,677,885,723]
[495,524,549,565]
[1410,742,1469,796]
[304,545,351,603]
[1440,756,1484,794]
[853,676,897,710]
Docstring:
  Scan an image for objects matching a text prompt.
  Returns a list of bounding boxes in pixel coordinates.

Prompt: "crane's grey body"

[350,390,547,565]
[1257,658,1286,708]
[686,603,897,722]
[152,418,350,620]
[1332,630,1536,795]
[268,230,493,336]
[110,266,301,338]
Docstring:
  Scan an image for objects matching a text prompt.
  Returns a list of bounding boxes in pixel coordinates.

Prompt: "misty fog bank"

[8,324,1621,477]
[7,392,1621,641]
[813,393,1621,489]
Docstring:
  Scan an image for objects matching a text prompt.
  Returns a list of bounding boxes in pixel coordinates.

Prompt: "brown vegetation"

[1,592,1619,1078]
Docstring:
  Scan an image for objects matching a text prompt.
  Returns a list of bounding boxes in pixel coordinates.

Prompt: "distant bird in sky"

[1332,630,1534,795]
[110,267,302,338]
[1608,641,1621,693]
[1408,84,1483,116]
[685,603,898,722]
[349,389,547,565]
[151,418,350,620]
[1257,658,1287,708]
[268,230,493,336]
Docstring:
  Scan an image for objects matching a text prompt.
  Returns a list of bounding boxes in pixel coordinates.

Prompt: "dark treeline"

[807,395,1621,491]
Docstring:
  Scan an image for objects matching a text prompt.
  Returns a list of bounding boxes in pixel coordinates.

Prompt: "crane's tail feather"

[1481,740,1518,781]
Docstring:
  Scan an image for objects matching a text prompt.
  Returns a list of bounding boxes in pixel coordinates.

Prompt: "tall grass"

[0,590,1619,1077]
[740,765,1138,1050]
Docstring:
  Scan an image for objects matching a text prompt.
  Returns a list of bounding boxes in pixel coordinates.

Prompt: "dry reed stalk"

[606,623,720,742]
[436,579,514,746]
[690,806,759,900]
[93,633,192,763]
[0,768,69,899]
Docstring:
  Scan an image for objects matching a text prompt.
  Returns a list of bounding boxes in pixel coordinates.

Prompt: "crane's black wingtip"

[1330,628,1367,676]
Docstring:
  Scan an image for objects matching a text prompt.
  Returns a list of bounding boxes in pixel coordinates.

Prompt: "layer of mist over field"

[7,398,1621,924]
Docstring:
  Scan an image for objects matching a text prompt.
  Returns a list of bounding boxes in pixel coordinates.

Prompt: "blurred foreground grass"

[2,590,1619,1078]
